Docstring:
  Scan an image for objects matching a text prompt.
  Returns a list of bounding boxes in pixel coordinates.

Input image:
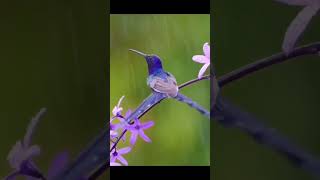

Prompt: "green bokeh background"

[214,1,320,179]
[110,15,210,165]
[0,0,107,179]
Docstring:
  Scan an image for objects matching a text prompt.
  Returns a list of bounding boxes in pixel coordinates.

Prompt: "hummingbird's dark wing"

[147,74,178,98]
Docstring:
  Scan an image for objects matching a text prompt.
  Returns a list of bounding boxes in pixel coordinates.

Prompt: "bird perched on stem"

[129,49,210,118]
[129,49,179,98]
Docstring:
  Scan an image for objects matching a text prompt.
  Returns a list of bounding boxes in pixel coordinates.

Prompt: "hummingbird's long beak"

[129,49,147,57]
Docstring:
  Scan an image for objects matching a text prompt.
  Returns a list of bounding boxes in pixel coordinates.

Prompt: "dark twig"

[218,42,320,87]
[179,75,210,89]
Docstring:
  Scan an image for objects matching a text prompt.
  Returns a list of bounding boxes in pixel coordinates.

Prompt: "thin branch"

[218,42,320,87]
[179,75,210,89]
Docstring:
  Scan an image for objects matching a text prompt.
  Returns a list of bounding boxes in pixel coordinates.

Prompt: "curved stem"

[179,75,210,89]
[218,42,320,87]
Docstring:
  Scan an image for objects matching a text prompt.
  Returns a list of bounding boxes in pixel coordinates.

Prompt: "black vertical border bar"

[109,0,211,179]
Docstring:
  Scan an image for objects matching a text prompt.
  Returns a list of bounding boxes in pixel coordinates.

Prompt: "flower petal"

[110,130,118,137]
[117,96,125,107]
[112,107,123,116]
[118,147,131,154]
[4,171,20,180]
[141,121,154,129]
[23,108,46,147]
[114,121,125,131]
[282,5,320,55]
[130,132,138,145]
[7,141,23,169]
[24,145,41,160]
[135,118,141,125]
[117,155,128,166]
[198,63,210,79]
[126,125,136,131]
[112,107,117,116]
[139,131,151,143]
[203,42,210,58]
[125,109,132,118]
[47,151,69,179]
[110,155,117,163]
[110,124,116,131]
[192,55,208,64]
[110,162,121,166]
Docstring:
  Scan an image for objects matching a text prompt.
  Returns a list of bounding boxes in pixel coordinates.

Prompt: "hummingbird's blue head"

[144,55,163,74]
[129,49,163,75]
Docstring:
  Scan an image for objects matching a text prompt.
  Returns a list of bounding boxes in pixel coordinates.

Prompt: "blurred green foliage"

[214,1,320,179]
[110,15,210,165]
[0,0,107,179]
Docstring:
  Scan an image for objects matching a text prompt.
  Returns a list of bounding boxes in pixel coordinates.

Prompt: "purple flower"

[115,109,132,130]
[46,151,69,179]
[110,109,132,142]
[110,120,120,139]
[110,125,118,139]
[127,118,154,145]
[192,42,210,79]
[109,95,155,166]
[24,151,70,180]
[112,96,125,117]
[4,108,74,180]
[110,147,131,166]
[5,108,46,180]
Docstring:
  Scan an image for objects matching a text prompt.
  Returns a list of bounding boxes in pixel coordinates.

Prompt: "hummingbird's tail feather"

[125,92,167,123]
[174,93,210,119]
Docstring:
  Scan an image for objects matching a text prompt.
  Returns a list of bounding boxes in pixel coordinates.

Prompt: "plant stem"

[179,75,210,89]
[218,42,320,87]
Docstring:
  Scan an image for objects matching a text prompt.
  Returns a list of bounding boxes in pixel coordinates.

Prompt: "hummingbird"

[128,49,209,119]
[129,49,179,98]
